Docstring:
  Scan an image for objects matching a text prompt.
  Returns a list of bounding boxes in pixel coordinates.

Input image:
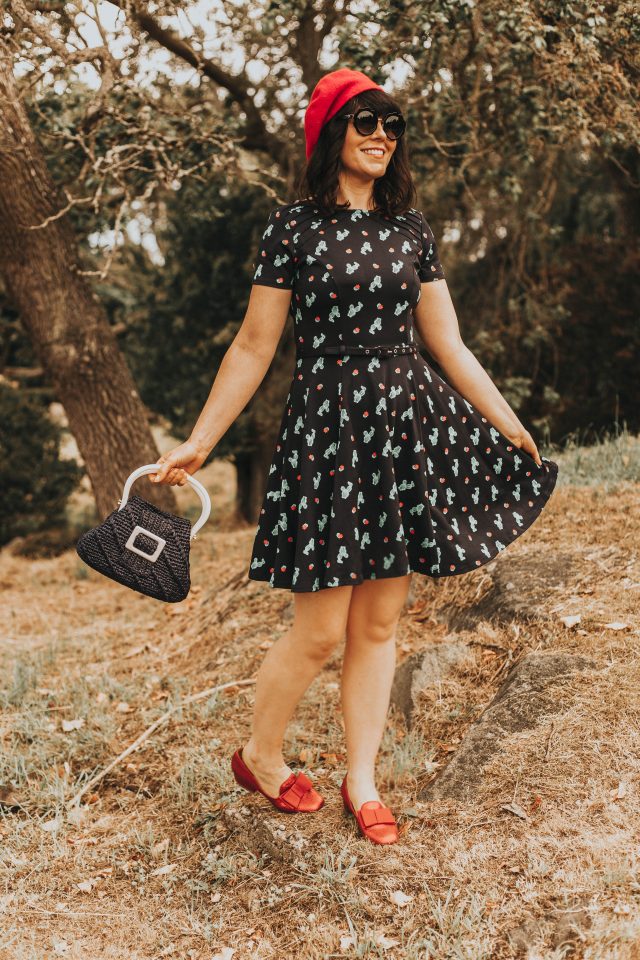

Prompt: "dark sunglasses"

[339,107,406,141]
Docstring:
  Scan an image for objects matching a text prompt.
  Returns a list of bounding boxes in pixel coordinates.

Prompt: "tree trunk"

[235,436,277,525]
[0,45,177,520]
[234,326,295,523]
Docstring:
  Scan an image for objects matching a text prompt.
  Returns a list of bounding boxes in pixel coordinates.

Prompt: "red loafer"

[340,774,398,845]
[231,747,324,812]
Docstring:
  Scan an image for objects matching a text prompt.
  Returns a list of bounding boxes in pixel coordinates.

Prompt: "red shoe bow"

[359,801,396,828]
[278,771,315,810]
[340,774,399,845]
[231,748,324,813]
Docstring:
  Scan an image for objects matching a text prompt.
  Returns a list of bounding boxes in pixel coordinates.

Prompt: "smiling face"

[338,111,398,196]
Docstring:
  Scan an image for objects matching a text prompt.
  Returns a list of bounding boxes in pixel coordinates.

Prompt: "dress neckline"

[333,207,376,214]
[299,199,380,217]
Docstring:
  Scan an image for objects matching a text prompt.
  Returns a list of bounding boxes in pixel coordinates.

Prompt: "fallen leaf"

[406,602,426,615]
[559,614,581,628]
[389,890,413,906]
[375,932,401,949]
[501,802,529,821]
[122,644,149,658]
[150,863,176,876]
[61,718,85,732]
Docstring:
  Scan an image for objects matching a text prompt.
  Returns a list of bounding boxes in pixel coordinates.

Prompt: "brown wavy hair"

[294,86,418,219]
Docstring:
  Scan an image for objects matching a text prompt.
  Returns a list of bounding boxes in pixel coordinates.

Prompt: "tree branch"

[9,0,112,67]
[106,0,285,160]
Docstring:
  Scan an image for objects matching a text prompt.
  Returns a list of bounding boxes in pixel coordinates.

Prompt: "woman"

[150,68,558,845]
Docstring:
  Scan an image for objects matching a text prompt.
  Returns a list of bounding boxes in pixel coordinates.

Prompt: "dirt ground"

[1,440,639,959]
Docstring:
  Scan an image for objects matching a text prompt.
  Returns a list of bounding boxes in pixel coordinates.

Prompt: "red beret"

[304,68,384,161]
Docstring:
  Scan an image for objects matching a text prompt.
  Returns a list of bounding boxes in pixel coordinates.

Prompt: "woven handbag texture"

[76,494,192,603]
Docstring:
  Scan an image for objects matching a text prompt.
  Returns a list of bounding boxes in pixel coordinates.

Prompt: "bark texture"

[0,46,176,519]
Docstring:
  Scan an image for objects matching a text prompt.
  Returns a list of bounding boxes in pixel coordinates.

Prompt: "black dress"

[246,200,558,592]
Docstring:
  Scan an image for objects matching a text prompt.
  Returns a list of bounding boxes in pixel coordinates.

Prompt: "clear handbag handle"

[118,463,211,540]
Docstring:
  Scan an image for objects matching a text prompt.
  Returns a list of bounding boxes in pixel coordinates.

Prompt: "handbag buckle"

[125,524,166,563]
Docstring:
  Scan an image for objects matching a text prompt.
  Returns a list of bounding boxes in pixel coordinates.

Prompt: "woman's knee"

[294,625,344,661]
[291,585,352,659]
[345,574,411,645]
[345,615,399,646]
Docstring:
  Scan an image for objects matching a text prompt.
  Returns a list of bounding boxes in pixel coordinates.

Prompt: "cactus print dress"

[247,199,559,592]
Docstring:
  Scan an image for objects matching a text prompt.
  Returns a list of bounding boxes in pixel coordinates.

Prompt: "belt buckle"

[125,524,166,563]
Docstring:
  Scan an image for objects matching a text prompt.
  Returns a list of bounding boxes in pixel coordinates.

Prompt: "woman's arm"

[151,284,292,485]
[412,280,543,465]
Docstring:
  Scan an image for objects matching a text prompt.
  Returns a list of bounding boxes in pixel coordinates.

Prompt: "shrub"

[0,382,82,547]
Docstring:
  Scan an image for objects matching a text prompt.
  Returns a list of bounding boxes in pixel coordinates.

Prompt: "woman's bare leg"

[340,574,412,811]
[241,584,353,798]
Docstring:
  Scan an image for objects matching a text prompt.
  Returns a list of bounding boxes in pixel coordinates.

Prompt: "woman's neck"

[336,186,376,211]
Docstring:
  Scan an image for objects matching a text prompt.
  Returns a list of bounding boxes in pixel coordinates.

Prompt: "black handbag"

[75,463,211,603]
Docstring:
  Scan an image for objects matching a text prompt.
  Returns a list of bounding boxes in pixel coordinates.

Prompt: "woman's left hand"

[505,429,543,467]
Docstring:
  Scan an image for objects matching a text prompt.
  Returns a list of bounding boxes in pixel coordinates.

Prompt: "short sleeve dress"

[247,199,558,592]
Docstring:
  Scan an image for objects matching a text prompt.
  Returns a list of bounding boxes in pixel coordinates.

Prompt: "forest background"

[1,0,638,545]
[2,4,640,958]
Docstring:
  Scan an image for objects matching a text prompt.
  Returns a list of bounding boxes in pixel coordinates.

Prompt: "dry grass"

[1,431,639,959]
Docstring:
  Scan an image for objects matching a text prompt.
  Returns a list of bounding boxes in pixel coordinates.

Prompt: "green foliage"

[9,0,639,450]
[26,75,232,258]
[120,178,277,458]
[0,383,83,546]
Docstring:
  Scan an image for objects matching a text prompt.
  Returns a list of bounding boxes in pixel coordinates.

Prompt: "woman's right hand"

[150,439,210,486]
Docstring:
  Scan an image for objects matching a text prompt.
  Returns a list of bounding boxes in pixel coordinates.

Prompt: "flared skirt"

[248,351,558,592]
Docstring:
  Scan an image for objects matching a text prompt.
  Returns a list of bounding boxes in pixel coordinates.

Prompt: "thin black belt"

[296,342,418,359]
